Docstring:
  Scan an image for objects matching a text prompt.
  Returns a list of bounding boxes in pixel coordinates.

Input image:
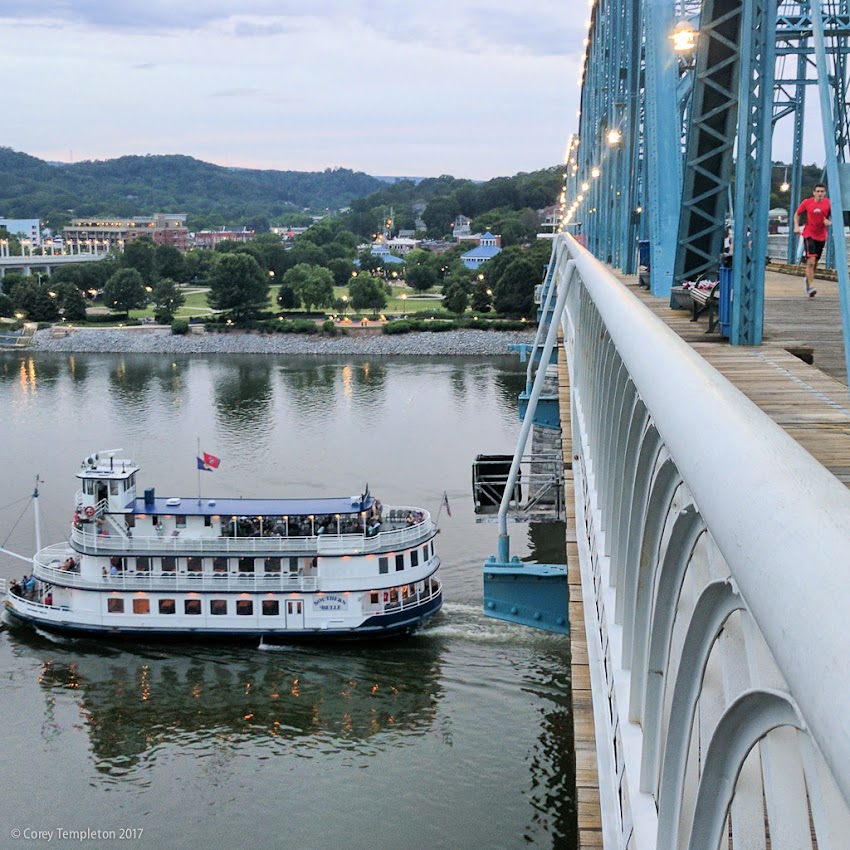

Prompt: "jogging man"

[794,182,832,297]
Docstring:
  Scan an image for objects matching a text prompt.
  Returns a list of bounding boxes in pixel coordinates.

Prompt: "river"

[0,352,573,850]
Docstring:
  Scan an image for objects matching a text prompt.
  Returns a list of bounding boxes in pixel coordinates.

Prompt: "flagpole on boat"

[197,437,202,506]
[33,474,42,554]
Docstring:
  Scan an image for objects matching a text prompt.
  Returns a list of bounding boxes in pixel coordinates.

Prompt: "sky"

[2,2,588,181]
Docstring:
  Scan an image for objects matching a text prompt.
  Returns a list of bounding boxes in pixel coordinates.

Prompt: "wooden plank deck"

[618,269,850,488]
[561,267,850,847]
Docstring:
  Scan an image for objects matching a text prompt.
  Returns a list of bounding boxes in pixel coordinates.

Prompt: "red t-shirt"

[796,196,832,241]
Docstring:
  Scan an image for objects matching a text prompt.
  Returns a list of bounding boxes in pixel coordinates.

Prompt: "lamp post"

[400,292,407,316]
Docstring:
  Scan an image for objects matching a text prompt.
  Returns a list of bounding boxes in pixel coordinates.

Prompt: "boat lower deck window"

[176,515,187,529]
[107,598,124,614]
[136,557,151,572]
[161,557,177,573]
[213,557,228,573]
[184,599,201,615]
[187,557,202,573]
[262,600,280,616]
[210,599,227,616]
[264,558,281,573]
[159,599,176,614]
[370,592,379,604]
[236,600,253,615]
[133,599,150,615]
[238,557,255,573]
[289,557,299,573]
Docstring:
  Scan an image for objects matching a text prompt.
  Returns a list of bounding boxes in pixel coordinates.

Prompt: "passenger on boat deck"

[367,520,381,537]
[406,512,415,525]
[9,579,21,596]
[59,557,77,571]
[44,592,53,606]
[109,564,118,576]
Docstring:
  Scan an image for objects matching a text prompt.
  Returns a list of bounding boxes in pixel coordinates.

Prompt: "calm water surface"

[0,353,574,850]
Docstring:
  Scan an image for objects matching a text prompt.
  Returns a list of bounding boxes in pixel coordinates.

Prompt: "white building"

[0,218,41,246]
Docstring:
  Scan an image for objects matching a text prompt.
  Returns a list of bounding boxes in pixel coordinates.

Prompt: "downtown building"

[63,214,189,251]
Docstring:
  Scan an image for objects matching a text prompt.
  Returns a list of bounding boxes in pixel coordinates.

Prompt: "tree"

[122,236,157,284]
[57,281,87,321]
[282,263,334,312]
[208,253,269,321]
[442,281,470,315]
[104,268,148,313]
[155,244,187,282]
[327,257,354,287]
[470,280,493,313]
[349,275,388,313]
[406,263,436,293]
[0,292,12,317]
[357,251,383,273]
[278,283,300,310]
[27,286,60,322]
[151,278,185,323]
[493,258,536,316]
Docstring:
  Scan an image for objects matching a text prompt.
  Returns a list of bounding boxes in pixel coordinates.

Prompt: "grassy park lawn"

[111,282,446,324]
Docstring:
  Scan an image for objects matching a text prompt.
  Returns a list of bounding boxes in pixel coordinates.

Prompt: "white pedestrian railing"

[553,232,850,849]
[68,513,434,557]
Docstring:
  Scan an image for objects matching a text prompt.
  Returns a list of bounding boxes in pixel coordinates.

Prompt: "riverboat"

[3,451,442,639]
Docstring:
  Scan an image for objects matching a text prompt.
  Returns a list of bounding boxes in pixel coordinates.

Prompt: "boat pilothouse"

[4,451,443,639]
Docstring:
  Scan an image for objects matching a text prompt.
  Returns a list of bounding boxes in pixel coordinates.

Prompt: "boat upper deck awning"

[132,495,376,518]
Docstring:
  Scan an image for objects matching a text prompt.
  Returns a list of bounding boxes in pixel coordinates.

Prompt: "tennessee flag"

[197,452,221,472]
[442,491,452,517]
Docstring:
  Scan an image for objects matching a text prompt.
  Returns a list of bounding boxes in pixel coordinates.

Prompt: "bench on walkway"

[689,282,721,333]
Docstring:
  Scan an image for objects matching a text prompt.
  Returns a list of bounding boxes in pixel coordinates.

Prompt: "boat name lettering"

[314,594,348,611]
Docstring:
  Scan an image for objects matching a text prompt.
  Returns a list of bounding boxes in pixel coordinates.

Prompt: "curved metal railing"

[553,232,850,849]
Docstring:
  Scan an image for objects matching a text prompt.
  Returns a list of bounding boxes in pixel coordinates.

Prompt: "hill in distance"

[0,147,387,229]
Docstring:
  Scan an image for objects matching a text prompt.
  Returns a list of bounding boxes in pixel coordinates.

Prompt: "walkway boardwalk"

[621,270,850,487]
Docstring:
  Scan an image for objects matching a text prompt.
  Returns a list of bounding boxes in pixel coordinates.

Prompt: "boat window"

[422,545,429,562]
[262,600,280,616]
[159,599,176,614]
[136,557,151,572]
[110,480,119,496]
[213,557,228,573]
[379,557,388,575]
[133,598,150,614]
[264,558,281,573]
[370,591,379,604]
[389,588,399,604]
[184,599,201,615]
[176,515,187,529]
[236,600,253,616]
[107,598,124,614]
[210,599,227,615]
[204,515,212,528]
[187,557,203,573]
[238,557,255,573]
[395,554,404,572]
[411,550,419,568]
[161,557,177,573]
[84,480,95,495]
[289,557,299,573]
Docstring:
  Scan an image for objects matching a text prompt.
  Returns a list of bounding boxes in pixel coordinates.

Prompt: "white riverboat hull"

[5,450,445,643]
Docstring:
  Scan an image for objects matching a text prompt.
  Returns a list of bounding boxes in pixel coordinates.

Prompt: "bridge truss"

[567,0,850,351]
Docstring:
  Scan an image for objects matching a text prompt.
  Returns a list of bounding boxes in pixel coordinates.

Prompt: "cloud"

[6,1,585,54]
[208,88,266,99]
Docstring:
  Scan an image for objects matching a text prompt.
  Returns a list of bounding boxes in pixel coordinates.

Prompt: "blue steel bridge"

[480,3,850,848]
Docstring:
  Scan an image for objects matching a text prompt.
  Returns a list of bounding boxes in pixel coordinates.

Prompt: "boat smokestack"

[144,488,155,506]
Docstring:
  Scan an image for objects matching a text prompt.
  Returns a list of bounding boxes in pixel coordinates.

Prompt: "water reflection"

[18,633,444,775]
[214,362,273,431]
[523,655,576,848]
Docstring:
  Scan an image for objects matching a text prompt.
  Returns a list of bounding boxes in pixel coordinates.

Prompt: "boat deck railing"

[69,511,435,557]
[33,547,322,593]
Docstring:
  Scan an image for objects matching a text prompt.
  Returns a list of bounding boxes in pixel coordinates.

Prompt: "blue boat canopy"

[133,495,376,518]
